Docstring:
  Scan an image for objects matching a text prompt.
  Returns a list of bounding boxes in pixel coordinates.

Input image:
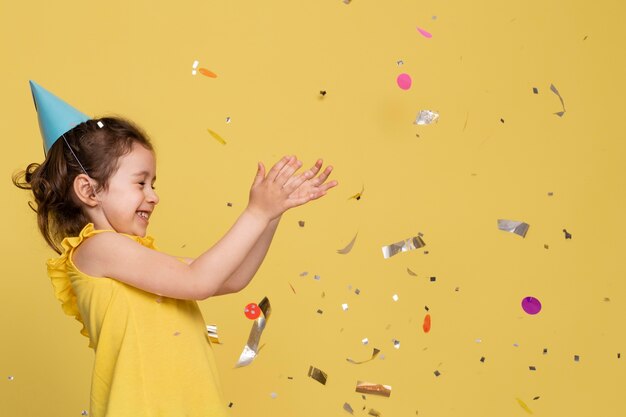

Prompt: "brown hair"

[12,117,154,254]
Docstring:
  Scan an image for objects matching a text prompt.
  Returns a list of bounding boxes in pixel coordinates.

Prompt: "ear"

[73,174,99,207]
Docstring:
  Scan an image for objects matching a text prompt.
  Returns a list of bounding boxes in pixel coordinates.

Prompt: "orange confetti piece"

[199,68,217,78]
[422,314,431,333]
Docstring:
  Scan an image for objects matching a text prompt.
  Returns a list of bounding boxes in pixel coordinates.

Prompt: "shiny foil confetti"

[355,381,392,398]
[382,235,426,259]
[199,68,218,78]
[392,339,400,349]
[308,365,328,385]
[338,233,358,254]
[407,268,418,276]
[96,121,104,128]
[289,283,296,294]
[298,220,305,227]
[207,129,227,145]
[81,411,88,416]
[206,324,220,344]
[563,228,572,239]
[392,294,399,302]
[368,409,382,417]
[550,83,566,117]
[497,219,529,238]
[235,297,271,367]
[343,403,355,414]
[362,338,369,345]
[516,398,533,414]
[347,348,381,364]
[414,110,439,125]
[191,60,199,75]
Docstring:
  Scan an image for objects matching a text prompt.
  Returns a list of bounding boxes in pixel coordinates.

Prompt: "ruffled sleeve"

[46,223,157,346]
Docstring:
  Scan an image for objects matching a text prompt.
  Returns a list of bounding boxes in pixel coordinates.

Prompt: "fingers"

[311,164,333,186]
[267,155,292,182]
[275,156,302,185]
[283,159,322,191]
[252,162,265,187]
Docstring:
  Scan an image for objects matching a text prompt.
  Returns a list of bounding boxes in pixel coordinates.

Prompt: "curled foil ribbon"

[355,381,392,397]
[497,219,529,238]
[235,297,271,367]
[382,235,426,259]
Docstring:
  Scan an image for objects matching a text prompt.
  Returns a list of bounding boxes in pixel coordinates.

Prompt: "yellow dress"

[47,223,231,417]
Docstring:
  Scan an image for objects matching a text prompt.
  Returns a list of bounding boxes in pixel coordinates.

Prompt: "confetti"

[314,274,321,280]
[8,375,14,381]
[96,121,104,128]
[236,297,271,367]
[532,87,539,94]
[206,324,220,344]
[368,409,381,417]
[521,297,542,315]
[343,403,355,414]
[480,357,486,363]
[563,229,572,239]
[497,219,529,238]
[574,355,580,362]
[423,314,432,333]
[343,0,352,4]
[207,128,227,145]
[550,83,566,117]
[355,381,392,397]
[300,271,309,277]
[434,370,441,377]
[298,220,305,227]
[225,116,231,123]
[416,27,433,38]
[529,366,536,371]
[244,302,261,319]
[397,73,412,90]
[338,233,358,254]
[289,283,296,294]
[543,348,548,355]
[397,59,404,66]
[191,60,199,75]
[392,339,400,349]
[407,268,418,276]
[308,365,328,385]
[516,398,533,414]
[199,68,217,78]
[347,348,381,364]
[354,288,361,295]
[382,235,426,258]
[429,276,436,282]
[349,185,365,200]
[81,411,88,416]
[342,303,349,311]
[173,331,181,336]
[392,294,399,302]
[270,392,278,399]
[362,338,369,345]
[317,309,323,314]
[414,110,439,125]
[226,202,233,207]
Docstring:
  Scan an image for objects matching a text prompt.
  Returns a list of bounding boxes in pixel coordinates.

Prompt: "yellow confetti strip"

[207,129,227,145]
[516,398,533,414]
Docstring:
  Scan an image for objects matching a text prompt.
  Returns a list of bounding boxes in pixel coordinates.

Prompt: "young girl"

[13,81,337,416]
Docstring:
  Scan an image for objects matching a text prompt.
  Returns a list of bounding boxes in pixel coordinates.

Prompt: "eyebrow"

[133,171,156,181]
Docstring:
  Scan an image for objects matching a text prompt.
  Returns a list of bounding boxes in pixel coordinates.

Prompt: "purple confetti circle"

[521,296,542,315]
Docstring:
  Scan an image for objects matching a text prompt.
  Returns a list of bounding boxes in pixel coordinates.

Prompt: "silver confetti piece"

[497,219,529,238]
[206,324,220,344]
[343,402,355,414]
[235,297,271,367]
[414,110,439,125]
[382,235,426,259]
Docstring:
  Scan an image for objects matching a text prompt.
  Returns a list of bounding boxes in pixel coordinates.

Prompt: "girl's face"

[97,142,159,236]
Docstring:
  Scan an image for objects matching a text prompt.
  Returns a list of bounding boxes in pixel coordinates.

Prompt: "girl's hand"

[247,155,338,222]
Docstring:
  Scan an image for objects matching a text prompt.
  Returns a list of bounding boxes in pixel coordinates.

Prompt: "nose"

[146,187,160,205]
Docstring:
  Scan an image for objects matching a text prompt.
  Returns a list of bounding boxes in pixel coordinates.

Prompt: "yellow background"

[1,0,625,416]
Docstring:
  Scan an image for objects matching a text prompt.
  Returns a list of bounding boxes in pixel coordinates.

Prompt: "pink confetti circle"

[396,73,412,90]
[521,297,542,315]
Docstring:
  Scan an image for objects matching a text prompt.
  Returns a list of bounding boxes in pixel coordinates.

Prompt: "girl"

[13,82,337,416]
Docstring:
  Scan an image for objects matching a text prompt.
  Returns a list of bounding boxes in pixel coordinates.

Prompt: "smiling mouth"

[136,211,151,223]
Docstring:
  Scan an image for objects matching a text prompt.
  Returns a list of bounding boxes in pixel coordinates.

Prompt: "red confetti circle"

[244,303,261,319]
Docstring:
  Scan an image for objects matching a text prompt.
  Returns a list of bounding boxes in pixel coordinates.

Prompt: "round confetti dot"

[396,73,412,90]
[244,303,260,319]
[521,296,542,315]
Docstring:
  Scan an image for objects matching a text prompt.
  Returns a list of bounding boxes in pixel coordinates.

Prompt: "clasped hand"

[247,155,338,221]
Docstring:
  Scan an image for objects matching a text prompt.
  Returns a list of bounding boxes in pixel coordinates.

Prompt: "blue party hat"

[29,80,90,154]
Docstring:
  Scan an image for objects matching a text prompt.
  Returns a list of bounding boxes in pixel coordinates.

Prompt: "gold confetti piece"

[516,398,533,414]
[235,297,271,367]
[382,235,426,259]
[206,324,220,344]
[199,68,217,78]
[356,381,392,398]
[407,268,418,276]
[550,83,566,116]
[308,365,328,385]
[337,233,358,254]
[343,402,354,414]
[289,283,296,294]
[207,129,227,145]
[368,409,381,417]
[497,219,529,238]
[347,348,381,364]
[348,185,365,200]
